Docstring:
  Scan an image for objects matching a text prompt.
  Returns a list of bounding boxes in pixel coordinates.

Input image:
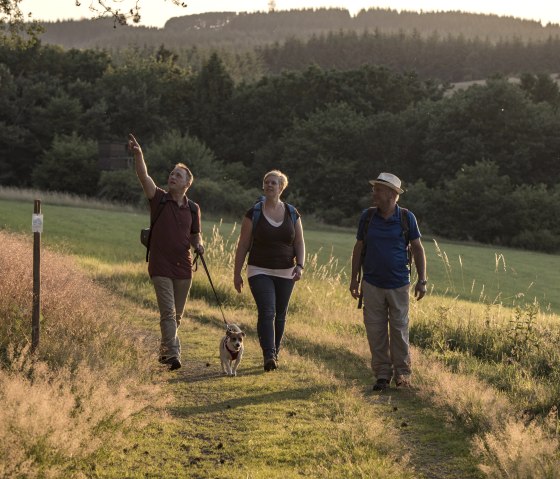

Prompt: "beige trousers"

[362,281,411,380]
[151,276,192,360]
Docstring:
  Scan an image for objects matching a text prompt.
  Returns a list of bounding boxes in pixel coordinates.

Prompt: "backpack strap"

[251,201,298,238]
[357,207,376,309]
[151,194,168,227]
[251,200,264,238]
[285,203,298,225]
[187,199,200,234]
[399,207,412,269]
[360,207,377,261]
[145,194,168,262]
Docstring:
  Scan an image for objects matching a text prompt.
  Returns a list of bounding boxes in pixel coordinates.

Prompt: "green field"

[1,198,558,312]
[3,195,560,477]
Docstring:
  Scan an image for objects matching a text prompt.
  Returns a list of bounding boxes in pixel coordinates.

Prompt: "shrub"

[97,168,144,205]
[31,133,99,196]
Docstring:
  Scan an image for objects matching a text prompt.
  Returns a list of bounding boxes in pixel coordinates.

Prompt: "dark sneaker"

[168,358,182,371]
[372,378,390,391]
[264,358,278,372]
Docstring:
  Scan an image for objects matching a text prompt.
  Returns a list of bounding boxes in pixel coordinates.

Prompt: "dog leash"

[193,251,230,329]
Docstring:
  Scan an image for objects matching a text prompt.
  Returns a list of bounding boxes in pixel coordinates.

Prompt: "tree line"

[33,12,560,86]
[8,26,560,91]
[2,40,560,252]
[259,31,560,83]
[37,8,560,53]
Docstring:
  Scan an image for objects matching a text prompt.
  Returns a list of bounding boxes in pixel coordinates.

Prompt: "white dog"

[220,324,245,377]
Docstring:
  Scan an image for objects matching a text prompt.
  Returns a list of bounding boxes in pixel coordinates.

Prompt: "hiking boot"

[168,358,182,371]
[264,358,278,372]
[395,375,411,388]
[372,378,390,391]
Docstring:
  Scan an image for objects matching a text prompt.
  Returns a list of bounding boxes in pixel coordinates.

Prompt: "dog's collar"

[223,337,240,360]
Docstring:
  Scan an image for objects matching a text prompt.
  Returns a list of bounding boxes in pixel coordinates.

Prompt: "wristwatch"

[418,279,428,285]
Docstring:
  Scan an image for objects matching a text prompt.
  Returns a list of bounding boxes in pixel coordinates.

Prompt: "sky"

[18,0,560,28]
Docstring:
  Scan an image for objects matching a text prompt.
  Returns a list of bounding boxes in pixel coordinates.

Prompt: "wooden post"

[32,199,42,352]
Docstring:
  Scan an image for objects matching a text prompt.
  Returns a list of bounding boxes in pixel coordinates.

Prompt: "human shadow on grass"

[167,363,271,384]
[168,385,326,418]
[190,311,373,387]
[285,336,372,384]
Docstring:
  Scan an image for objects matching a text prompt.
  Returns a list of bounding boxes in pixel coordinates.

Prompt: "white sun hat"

[369,172,404,194]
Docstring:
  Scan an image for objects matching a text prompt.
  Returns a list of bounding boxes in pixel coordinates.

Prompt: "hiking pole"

[193,252,229,328]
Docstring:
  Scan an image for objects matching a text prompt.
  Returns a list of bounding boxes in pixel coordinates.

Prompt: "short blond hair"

[175,163,193,186]
[263,170,288,191]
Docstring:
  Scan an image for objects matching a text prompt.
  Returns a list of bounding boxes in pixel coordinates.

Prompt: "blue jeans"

[248,274,295,359]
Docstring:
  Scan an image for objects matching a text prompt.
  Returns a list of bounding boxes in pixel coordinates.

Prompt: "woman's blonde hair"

[263,170,288,191]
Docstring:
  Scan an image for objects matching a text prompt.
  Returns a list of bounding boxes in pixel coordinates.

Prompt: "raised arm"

[128,133,156,200]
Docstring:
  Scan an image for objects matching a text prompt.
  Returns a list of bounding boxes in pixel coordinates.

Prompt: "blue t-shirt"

[356,205,421,289]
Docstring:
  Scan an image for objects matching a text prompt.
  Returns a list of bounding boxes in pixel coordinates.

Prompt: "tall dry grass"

[412,350,560,478]
[0,231,161,478]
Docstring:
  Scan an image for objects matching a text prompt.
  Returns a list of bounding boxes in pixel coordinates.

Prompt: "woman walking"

[233,170,306,371]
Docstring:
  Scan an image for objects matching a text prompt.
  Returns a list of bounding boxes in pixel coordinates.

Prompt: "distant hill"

[36,8,560,51]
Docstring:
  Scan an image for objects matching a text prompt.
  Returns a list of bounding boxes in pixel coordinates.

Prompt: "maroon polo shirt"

[148,187,201,279]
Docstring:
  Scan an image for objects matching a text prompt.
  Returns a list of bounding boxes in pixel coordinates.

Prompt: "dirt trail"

[98,296,483,478]
[160,310,483,478]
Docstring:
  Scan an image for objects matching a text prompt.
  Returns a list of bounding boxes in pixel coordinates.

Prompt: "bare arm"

[191,232,204,255]
[349,240,363,299]
[189,206,204,254]
[291,218,306,281]
[233,217,253,293]
[128,133,156,200]
[410,238,427,301]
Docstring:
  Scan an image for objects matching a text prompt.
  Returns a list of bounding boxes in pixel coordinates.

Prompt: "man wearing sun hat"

[350,172,427,391]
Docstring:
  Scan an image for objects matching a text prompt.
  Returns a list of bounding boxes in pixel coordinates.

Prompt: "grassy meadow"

[1,190,559,312]
[1,189,560,478]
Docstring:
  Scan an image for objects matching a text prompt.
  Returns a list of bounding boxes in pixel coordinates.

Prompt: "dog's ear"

[226,329,232,337]
[241,332,246,337]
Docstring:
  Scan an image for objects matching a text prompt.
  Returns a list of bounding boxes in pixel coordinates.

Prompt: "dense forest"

[2,35,560,252]
[33,9,560,84]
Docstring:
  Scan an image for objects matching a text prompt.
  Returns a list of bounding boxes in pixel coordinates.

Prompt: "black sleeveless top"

[245,206,298,269]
